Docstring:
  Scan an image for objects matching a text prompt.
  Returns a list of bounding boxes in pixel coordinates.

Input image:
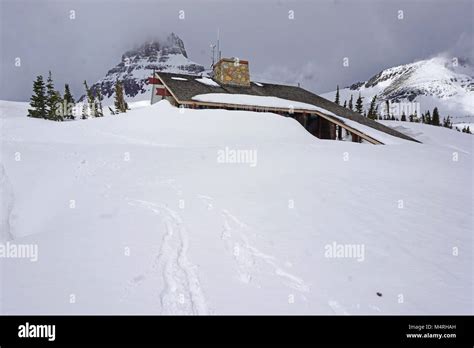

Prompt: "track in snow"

[127,199,209,315]
[198,195,310,293]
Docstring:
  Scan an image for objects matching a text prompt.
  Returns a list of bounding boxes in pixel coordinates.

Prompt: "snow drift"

[0,100,472,314]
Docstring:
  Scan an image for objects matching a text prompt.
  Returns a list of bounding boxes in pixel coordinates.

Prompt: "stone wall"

[213,58,250,87]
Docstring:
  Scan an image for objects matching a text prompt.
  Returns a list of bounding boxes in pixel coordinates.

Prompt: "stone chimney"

[212,57,250,87]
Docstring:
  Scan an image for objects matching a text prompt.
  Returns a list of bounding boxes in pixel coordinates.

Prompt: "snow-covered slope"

[322,56,474,124]
[0,100,472,314]
[85,33,205,105]
[379,120,473,151]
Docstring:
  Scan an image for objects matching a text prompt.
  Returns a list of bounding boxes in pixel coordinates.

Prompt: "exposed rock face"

[84,33,205,103]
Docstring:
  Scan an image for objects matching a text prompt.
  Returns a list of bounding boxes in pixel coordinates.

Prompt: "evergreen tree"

[425,110,431,125]
[27,75,47,118]
[81,103,88,119]
[86,81,97,117]
[355,93,364,115]
[334,85,340,105]
[54,91,64,121]
[46,71,61,120]
[114,81,128,113]
[343,100,347,108]
[446,116,453,129]
[114,81,123,113]
[348,95,353,111]
[82,80,98,118]
[367,95,378,120]
[432,107,440,126]
[82,80,90,119]
[401,112,407,122]
[413,111,419,123]
[95,87,104,117]
[385,100,390,120]
[63,83,76,120]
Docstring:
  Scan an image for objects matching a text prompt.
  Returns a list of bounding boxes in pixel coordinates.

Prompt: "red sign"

[148,77,161,84]
[156,87,170,97]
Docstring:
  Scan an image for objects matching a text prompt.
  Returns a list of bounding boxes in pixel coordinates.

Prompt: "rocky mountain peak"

[121,33,188,62]
[84,33,204,103]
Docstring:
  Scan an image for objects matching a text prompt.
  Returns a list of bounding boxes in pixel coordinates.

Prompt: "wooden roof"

[155,72,419,143]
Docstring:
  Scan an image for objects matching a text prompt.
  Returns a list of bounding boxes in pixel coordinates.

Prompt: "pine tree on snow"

[367,95,378,120]
[46,71,61,121]
[432,107,440,126]
[114,81,128,113]
[385,100,390,120]
[95,86,104,117]
[82,81,89,119]
[355,93,364,115]
[87,82,97,117]
[27,75,47,118]
[63,83,76,120]
[82,80,97,119]
[425,110,431,125]
[348,94,353,111]
[334,85,340,105]
[54,91,64,121]
[443,116,453,129]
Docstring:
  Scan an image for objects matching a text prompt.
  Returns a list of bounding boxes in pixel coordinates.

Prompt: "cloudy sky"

[0,0,472,101]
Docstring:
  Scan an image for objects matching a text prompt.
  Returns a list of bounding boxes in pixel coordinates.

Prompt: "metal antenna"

[210,43,216,68]
[217,28,221,61]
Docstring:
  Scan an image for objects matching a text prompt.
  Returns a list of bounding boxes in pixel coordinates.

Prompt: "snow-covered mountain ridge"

[322,56,474,123]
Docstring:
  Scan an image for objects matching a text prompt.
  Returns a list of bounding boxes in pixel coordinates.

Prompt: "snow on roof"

[332,115,408,145]
[156,72,420,143]
[171,77,188,81]
[192,93,322,111]
[254,82,264,87]
[191,93,406,144]
[196,77,220,87]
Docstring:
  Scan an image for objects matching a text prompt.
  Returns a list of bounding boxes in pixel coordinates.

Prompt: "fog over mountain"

[0,0,472,101]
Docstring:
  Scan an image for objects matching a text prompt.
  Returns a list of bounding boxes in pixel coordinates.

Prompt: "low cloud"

[254,62,323,89]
